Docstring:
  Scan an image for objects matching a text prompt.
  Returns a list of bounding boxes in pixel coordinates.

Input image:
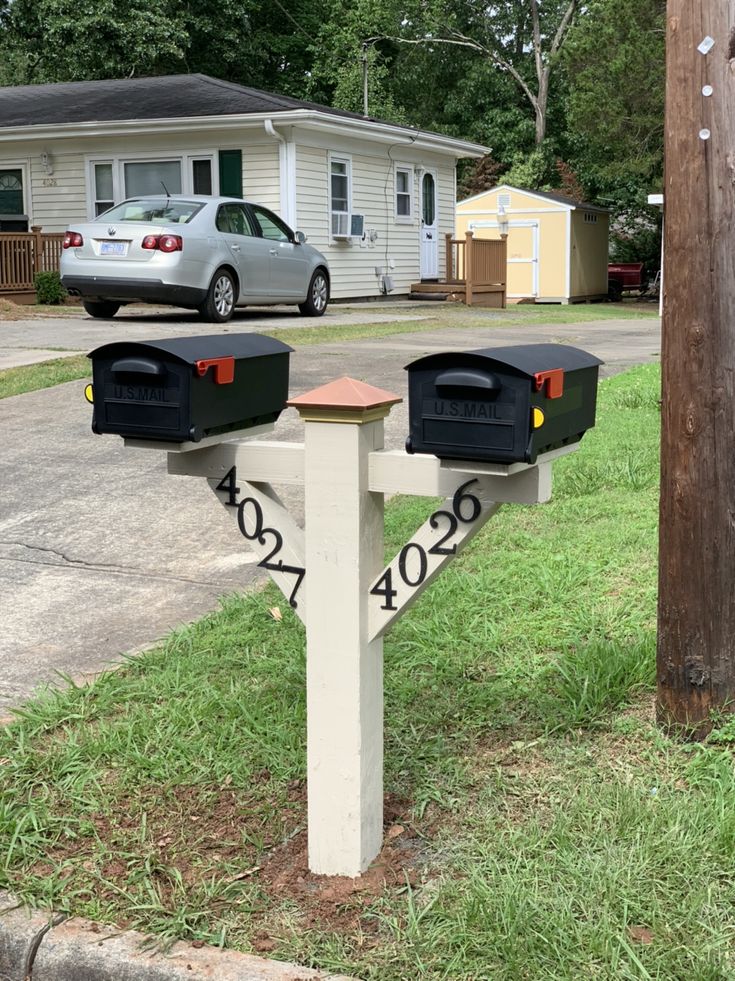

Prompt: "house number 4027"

[215,466,305,608]
[369,479,482,611]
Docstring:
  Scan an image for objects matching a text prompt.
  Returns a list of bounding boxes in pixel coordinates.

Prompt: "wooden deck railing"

[0,228,65,292]
[445,232,507,306]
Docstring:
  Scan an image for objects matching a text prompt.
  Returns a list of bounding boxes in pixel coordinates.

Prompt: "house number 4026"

[369,479,482,611]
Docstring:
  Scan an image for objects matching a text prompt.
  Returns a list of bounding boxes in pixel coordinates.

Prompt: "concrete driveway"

[0,303,661,713]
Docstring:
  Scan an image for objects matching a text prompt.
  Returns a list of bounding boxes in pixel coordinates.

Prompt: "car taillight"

[141,234,183,253]
[63,231,83,249]
[159,234,183,253]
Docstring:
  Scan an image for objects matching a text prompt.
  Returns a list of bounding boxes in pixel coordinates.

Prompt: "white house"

[0,74,487,299]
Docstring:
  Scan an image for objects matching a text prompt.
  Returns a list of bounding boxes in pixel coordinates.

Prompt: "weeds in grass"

[537,634,656,731]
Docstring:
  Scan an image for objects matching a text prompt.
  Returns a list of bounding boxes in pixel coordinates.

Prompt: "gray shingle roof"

[0,73,374,129]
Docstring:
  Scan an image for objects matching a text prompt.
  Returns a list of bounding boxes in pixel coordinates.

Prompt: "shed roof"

[459,183,609,214]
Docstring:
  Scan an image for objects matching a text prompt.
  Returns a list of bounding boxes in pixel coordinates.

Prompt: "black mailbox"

[87,333,292,442]
[405,343,602,464]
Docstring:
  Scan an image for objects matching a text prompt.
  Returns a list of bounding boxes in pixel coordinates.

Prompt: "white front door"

[420,170,438,279]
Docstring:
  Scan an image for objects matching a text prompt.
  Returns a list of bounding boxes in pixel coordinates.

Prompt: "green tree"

[166,0,332,97]
[308,0,541,153]
[0,0,187,84]
[560,0,665,264]
[359,0,580,145]
[0,0,331,94]
[563,0,665,202]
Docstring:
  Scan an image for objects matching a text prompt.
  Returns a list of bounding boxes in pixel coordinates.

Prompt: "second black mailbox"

[87,334,292,443]
[405,343,602,464]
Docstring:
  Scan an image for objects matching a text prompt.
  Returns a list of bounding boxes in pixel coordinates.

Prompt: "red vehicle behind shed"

[607,262,646,301]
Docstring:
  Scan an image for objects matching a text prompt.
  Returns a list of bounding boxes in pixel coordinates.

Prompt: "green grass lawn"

[0,355,90,399]
[3,361,730,980]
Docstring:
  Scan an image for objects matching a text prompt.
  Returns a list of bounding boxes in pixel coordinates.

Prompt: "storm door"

[420,170,438,279]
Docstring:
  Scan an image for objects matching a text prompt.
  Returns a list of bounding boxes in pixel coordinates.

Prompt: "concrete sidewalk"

[0,307,661,713]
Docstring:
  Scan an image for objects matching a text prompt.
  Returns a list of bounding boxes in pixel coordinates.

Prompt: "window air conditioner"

[332,213,365,239]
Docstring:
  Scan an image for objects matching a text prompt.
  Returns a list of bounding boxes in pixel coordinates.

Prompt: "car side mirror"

[294,230,307,245]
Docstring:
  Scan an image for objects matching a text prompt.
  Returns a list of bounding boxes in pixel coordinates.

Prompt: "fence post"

[500,236,508,308]
[465,231,474,306]
[445,233,453,282]
[30,226,43,280]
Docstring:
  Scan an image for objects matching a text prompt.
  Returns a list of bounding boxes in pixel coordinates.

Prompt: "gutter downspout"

[265,118,297,229]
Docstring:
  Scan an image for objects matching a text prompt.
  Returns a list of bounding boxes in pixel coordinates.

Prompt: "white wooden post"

[165,381,576,878]
[288,378,401,876]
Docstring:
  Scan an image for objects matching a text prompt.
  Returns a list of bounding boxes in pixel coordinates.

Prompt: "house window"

[124,160,182,197]
[86,153,219,218]
[329,155,351,237]
[93,163,114,215]
[192,159,213,195]
[395,166,412,220]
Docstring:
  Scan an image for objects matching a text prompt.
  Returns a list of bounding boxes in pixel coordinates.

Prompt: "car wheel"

[199,269,236,323]
[83,300,120,319]
[299,269,329,317]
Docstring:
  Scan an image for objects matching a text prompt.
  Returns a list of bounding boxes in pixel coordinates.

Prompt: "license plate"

[99,241,127,256]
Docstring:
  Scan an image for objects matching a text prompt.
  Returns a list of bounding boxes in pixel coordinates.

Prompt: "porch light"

[40,151,54,175]
[498,203,509,238]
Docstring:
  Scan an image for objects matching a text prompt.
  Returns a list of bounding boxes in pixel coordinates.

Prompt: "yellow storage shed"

[456,185,609,304]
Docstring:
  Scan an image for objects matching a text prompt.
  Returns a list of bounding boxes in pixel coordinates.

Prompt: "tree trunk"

[535,67,550,144]
[657,2,735,734]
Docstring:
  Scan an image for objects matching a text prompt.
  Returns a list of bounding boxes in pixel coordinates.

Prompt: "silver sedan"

[60,195,330,322]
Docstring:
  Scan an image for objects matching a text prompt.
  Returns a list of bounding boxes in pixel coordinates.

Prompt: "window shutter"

[218,150,243,198]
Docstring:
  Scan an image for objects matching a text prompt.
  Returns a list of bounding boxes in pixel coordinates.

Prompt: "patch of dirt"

[258,794,424,934]
[28,781,428,938]
[0,298,35,321]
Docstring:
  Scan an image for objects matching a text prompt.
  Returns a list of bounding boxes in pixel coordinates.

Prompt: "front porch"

[411,233,507,307]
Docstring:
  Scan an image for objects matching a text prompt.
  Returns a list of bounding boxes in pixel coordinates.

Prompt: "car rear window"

[98,199,204,224]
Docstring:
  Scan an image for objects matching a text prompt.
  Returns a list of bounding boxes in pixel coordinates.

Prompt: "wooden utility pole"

[657,3,735,732]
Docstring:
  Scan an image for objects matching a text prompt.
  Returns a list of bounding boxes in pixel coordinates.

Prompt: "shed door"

[468,219,539,299]
[506,222,539,298]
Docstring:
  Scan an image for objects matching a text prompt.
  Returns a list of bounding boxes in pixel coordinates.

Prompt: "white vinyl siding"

[1,126,462,298]
[296,141,456,299]
[30,151,87,229]
[0,131,282,230]
[241,143,280,212]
